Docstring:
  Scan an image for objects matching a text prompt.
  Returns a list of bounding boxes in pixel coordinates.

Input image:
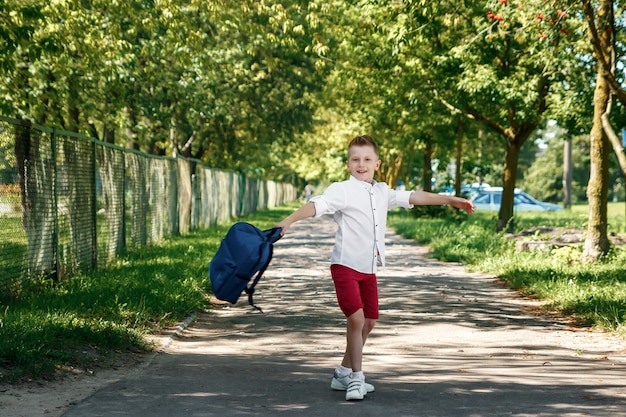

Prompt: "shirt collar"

[349,175,377,189]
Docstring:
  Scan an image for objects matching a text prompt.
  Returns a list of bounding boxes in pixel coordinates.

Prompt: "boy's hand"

[451,198,475,215]
[274,222,288,236]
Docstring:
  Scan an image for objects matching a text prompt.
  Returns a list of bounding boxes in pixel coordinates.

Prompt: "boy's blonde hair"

[348,135,379,157]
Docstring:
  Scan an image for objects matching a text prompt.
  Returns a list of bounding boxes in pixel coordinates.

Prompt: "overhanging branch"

[581,0,626,106]
[601,97,626,178]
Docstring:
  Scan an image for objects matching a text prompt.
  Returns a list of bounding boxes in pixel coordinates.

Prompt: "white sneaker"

[345,378,367,401]
[331,373,375,392]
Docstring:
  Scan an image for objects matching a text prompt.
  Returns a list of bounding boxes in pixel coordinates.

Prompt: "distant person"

[275,135,474,401]
[304,181,315,202]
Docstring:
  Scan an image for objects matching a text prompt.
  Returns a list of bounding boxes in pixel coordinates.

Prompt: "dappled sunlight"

[62,216,626,417]
[157,218,626,414]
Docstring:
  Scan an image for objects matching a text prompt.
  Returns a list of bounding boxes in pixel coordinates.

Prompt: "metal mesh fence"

[0,116,297,298]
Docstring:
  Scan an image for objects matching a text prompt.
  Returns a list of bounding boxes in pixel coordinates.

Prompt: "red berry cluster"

[537,9,569,39]
[485,1,570,40]
[487,0,508,21]
[487,10,504,21]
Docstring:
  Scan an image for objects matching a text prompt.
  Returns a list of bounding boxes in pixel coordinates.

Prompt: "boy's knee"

[362,318,376,336]
[347,309,365,326]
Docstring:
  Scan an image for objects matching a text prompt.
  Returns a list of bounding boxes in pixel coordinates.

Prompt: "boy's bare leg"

[341,309,376,372]
[363,317,376,343]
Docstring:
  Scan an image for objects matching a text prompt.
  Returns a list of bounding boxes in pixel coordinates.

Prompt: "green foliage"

[391,211,511,263]
[283,109,356,183]
[409,204,472,224]
[0,1,328,179]
[0,311,147,382]
[521,124,623,205]
[521,131,591,203]
[0,0,609,202]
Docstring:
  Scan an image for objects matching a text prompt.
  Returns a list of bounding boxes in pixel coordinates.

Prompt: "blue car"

[471,187,563,212]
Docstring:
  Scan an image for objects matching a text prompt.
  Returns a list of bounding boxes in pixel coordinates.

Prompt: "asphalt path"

[62,215,626,417]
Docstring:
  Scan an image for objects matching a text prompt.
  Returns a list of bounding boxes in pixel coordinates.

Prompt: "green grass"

[0,204,295,383]
[3,200,625,383]
[388,202,626,335]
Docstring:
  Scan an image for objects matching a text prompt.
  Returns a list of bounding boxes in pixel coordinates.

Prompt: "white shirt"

[310,176,413,274]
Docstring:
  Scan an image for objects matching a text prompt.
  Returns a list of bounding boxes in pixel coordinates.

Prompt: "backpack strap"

[265,226,283,244]
[245,245,272,313]
[244,227,282,313]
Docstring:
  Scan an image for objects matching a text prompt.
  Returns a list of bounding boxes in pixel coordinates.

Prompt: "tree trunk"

[15,55,30,230]
[170,119,178,157]
[582,0,612,262]
[15,123,30,230]
[97,146,125,262]
[124,107,140,150]
[149,159,167,241]
[465,110,541,233]
[455,118,464,196]
[177,158,192,235]
[103,125,115,144]
[422,138,433,192]
[63,77,97,271]
[583,75,611,261]
[497,140,521,233]
[17,125,57,277]
[563,138,572,209]
[379,153,402,187]
[62,137,97,272]
[127,153,147,247]
[601,107,626,184]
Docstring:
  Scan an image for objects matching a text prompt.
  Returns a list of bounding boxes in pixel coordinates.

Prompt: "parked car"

[438,183,491,200]
[470,187,563,212]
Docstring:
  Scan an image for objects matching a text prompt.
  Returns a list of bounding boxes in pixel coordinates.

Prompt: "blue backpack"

[209,222,283,312]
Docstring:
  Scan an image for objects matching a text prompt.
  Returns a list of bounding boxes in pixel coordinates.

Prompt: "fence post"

[169,158,179,236]
[92,138,98,270]
[122,150,127,254]
[52,128,59,281]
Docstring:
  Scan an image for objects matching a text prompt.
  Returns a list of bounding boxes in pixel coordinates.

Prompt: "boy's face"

[347,144,381,183]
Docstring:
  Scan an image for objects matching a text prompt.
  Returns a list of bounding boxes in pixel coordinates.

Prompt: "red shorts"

[330,264,379,319]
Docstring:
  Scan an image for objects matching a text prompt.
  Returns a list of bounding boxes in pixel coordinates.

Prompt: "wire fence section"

[0,116,297,297]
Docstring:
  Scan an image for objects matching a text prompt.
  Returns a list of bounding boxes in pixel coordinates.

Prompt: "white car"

[471,187,563,212]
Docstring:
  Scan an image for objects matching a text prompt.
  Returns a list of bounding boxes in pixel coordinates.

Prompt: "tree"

[521,129,591,203]
[309,1,460,190]
[339,1,581,231]
[580,0,626,260]
[0,0,331,181]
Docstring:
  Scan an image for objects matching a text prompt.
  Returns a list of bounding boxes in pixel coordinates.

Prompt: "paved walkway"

[62,215,626,417]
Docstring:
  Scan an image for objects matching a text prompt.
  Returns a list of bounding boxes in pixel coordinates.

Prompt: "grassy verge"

[388,203,626,335]
[4,200,624,383]
[0,205,295,383]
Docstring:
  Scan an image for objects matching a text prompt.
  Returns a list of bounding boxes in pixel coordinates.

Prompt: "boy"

[274,135,474,401]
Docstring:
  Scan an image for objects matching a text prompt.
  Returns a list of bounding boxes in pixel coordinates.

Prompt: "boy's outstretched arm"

[409,190,475,215]
[274,202,317,235]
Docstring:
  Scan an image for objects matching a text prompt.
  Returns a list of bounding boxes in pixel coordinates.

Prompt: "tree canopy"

[2,0,626,260]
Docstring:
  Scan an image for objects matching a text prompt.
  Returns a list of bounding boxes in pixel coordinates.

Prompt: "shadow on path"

[63,215,626,417]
